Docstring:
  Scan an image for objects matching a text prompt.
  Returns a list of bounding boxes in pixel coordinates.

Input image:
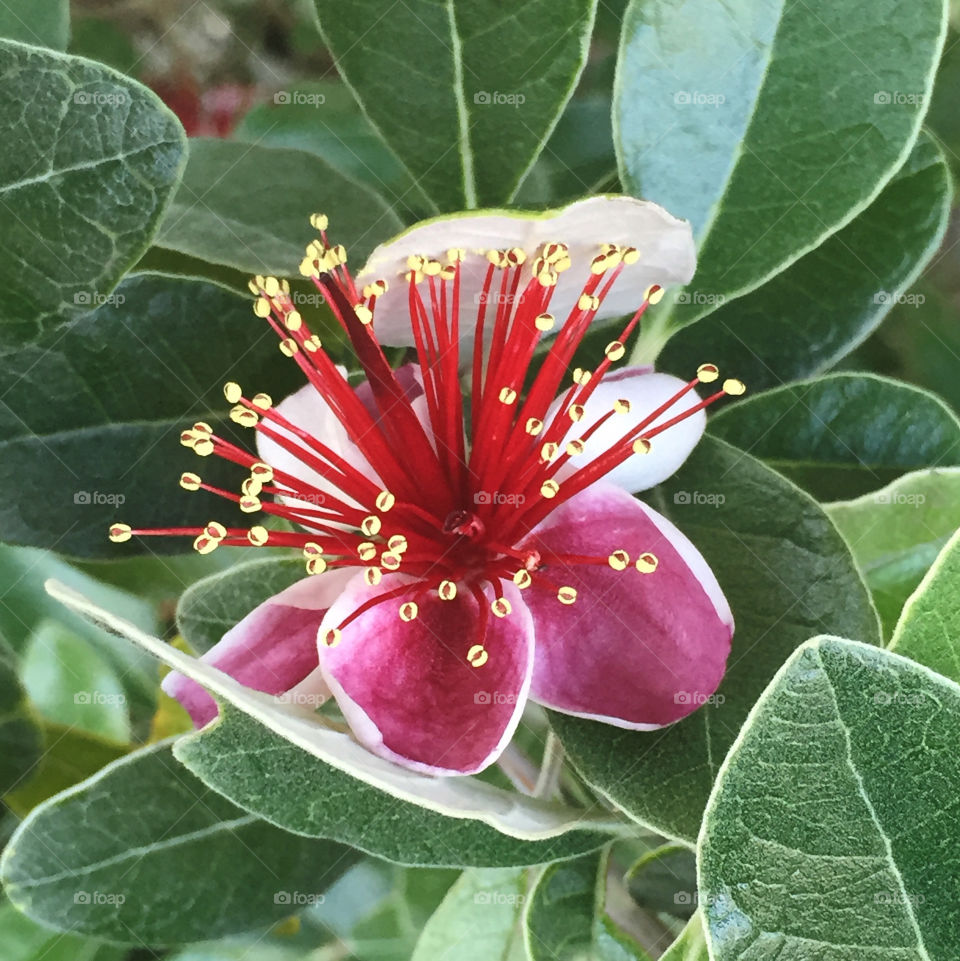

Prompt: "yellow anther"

[622,246,640,264]
[423,259,443,276]
[605,341,626,362]
[251,462,274,483]
[362,280,388,299]
[354,303,374,325]
[376,490,396,512]
[440,265,457,281]
[280,279,290,295]
[364,567,383,586]
[557,586,578,605]
[540,441,559,462]
[568,404,585,422]
[358,542,377,562]
[280,338,299,357]
[248,526,269,546]
[608,550,630,571]
[331,244,347,265]
[230,405,259,427]
[223,381,242,403]
[299,258,319,279]
[381,551,402,571]
[633,437,652,455]
[304,335,322,352]
[486,249,504,267]
[513,569,532,589]
[193,534,219,555]
[536,267,558,287]
[321,628,341,648]
[263,277,280,298]
[310,212,329,231]
[361,515,382,536]
[491,597,512,618]
[247,279,259,295]
[572,367,591,385]
[403,269,424,284]
[180,472,201,491]
[407,254,426,272]
[697,363,719,383]
[239,494,261,514]
[498,387,518,405]
[108,523,132,543]
[505,247,526,267]
[446,247,466,263]
[613,398,631,415]
[467,644,489,668]
[525,417,544,436]
[193,439,214,457]
[387,534,408,554]
[644,285,665,305]
[241,477,262,497]
[438,580,458,601]
[723,378,747,396]
[254,297,272,318]
[566,439,585,457]
[252,393,272,411]
[534,313,555,332]
[305,556,327,575]
[636,552,659,574]
[590,253,609,275]
[578,293,600,312]
[540,479,560,499]
[284,310,303,332]
[399,601,419,622]
[205,522,227,539]
[542,242,568,263]
[553,255,572,273]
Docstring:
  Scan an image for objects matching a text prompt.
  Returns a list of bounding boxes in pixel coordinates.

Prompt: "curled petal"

[163,569,356,727]
[519,483,732,729]
[358,196,696,348]
[550,366,705,493]
[317,573,534,775]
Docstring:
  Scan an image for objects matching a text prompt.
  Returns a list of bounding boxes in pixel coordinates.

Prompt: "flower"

[110,197,742,776]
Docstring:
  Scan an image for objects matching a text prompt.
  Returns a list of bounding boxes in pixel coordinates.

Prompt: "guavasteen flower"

[110,196,743,776]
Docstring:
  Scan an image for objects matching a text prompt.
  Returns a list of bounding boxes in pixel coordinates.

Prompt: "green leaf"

[699,636,960,960]
[550,436,880,842]
[0,638,42,795]
[155,139,403,275]
[411,868,528,961]
[624,845,698,920]
[0,41,186,344]
[0,0,68,50]
[826,468,960,637]
[708,374,960,501]
[233,82,430,222]
[48,580,619,860]
[889,528,960,681]
[0,901,125,961]
[177,557,304,654]
[615,0,947,341]
[658,914,708,961]
[525,849,652,961]
[657,134,952,385]
[312,0,599,210]
[20,621,130,741]
[0,272,304,558]
[0,741,355,944]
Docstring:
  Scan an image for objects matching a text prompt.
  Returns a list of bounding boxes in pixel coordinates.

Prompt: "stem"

[533,731,564,799]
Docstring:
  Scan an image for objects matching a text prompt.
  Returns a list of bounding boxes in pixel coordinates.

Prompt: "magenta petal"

[318,574,534,775]
[520,482,733,729]
[163,569,356,727]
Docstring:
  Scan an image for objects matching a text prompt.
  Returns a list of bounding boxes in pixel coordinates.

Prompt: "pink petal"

[163,569,356,727]
[519,482,732,729]
[549,367,706,493]
[317,573,534,775]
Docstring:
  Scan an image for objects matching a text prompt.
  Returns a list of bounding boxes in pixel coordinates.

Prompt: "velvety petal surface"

[164,569,356,726]
[317,574,535,775]
[550,366,706,493]
[519,482,732,729]
[358,197,696,348]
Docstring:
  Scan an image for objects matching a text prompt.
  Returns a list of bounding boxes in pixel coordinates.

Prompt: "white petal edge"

[45,580,618,841]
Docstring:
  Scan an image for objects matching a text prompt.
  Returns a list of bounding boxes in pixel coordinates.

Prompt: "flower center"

[109,214,744,660]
